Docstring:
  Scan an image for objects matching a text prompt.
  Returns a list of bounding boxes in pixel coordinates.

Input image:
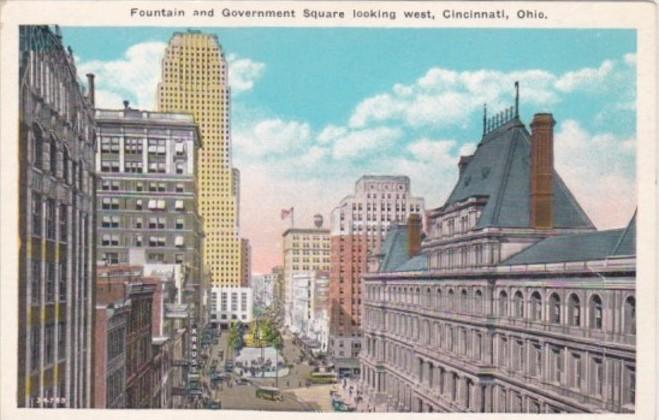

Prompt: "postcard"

[0,1,655,419]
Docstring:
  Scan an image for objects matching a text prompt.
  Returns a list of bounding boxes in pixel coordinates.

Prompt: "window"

[30,327,40,370]
[568,294,581,327]
[49,137,57,174]
[624,296,636,335]
[176,163,184,174]
[45,324,55,365]
[551,347,563,383]
[135,199,143,210]
[125,161,143,173]
[513,291,524,318]
[591,357,603,396]
[474,290,483,313]
[46,262,56,302]
[32,193,42,235]
[532,344,542,377]
[57,322,66,358]
[570,353,582,389]
[550,293,561,324]
[499,291,508,317]
[31,259,41,304]
[589,295,603,329]
[499,336,508,367]
[176,183,184,193]
[175,236,184,248]
[175,200,184,211]
[58,260,66,302]
[45,199,56,240]
[58,205,67,239]
[33,126,44,169]
[623,365,635,406]
[531,292,542,321]
[176,218,184,229]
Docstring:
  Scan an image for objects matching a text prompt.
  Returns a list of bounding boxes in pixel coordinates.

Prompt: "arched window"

[549,293,561,324]
[436,288,442,310]
[499,291,508,317]
[590,295,603,330]
[624,296,636,335]
[416,288,421,305]
[474,290,483,313]
[460,289,468,312]
[531,292,542,321]
[49,135,57,174]
[448,289,455,312]
[514,291,524,318]
[426,288,431,308]
[33,125,44,169]
[568,294,581,327]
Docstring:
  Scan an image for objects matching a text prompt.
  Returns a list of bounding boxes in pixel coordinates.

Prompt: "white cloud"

[227,54,265,94]
[407,138,458,165]
[347,55,632,130]
[234,119,311,157]
[77,41,166,110]
[555,60,615,92]
[554,120,636,229]
[331,126,402,159]
[317,124,348,144]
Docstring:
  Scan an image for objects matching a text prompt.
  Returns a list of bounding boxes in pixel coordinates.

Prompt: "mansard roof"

[378,224,410,272]
[442,118,594,230]
[501,212,636,265]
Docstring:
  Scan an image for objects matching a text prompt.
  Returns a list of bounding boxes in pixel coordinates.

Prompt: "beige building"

[282,217,330,329]
[157,30,241,287]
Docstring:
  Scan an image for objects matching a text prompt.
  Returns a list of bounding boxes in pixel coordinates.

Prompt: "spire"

[514,81,520,118]
[482,103,487,136]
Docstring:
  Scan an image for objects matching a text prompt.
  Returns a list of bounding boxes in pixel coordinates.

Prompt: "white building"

[252,273,276,309]
[290,272,330,352]
[209,286,254,326]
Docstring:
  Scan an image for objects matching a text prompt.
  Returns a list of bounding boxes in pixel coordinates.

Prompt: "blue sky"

[61,27,637,271]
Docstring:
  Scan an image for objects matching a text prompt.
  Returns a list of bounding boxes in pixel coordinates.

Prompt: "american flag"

[280,207,293,220]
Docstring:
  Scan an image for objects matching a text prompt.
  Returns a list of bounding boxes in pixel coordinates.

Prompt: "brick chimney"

[407,213,422,257]
[530,113,555,229]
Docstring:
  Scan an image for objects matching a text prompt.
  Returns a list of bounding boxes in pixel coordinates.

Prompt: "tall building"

[18,26,97,408]
[240,238,251,287]
[329,176,424,376]
[359,102,636,413]
[282,215,330,330]
[252,272,277,309]
[157,30,241,287]
[94,102,204,322]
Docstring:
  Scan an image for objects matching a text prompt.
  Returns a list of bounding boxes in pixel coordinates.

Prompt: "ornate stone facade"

[18,25,97,408]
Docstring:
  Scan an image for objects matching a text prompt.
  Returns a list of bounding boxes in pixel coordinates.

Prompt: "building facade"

[329,175,424,375]
[157,30,242,287]
[359,106,636,413]
[252,272,277,309]
[208,286,254,326]
[290,271,331,353]
[282,221,330,330]
[94,104,204,322]
[240,238,252,287]
[18,25,97,408]
[92,297,129,408]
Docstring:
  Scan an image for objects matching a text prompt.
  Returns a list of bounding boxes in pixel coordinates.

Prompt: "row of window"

[367,285,635,334]
[100,160,188,175]
[100,198,186,211]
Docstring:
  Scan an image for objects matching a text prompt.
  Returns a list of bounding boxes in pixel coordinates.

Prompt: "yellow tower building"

[157,30,241,286]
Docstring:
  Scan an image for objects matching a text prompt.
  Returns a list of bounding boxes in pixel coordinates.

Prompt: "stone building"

[329,175,424,376]
[282,218,330,330]
[240,238,252,287]
[18,25,97,408]
[94,103,204,323]
[359,101,636,413]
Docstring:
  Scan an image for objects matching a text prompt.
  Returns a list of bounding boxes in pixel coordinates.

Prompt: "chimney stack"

[86,73,95,108]
[407,213,422,257]
[530,113,555,229]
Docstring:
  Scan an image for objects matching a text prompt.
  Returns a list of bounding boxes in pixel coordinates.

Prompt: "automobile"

[224,361,234,373]
[235,377,249,385]
[255,386,283,401]
[207,401,221,409]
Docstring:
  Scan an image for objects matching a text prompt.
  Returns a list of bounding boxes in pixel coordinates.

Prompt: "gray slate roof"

[443,119,594,230]
[501,212,636,265]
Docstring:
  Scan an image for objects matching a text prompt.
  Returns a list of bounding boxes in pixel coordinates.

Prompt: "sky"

[61,27,637,273]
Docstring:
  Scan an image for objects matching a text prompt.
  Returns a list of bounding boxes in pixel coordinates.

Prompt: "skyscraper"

[329,175,424,376]
[157,30,241,287]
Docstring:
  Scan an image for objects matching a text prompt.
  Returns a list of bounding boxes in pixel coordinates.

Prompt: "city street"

[196,324,334,411]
